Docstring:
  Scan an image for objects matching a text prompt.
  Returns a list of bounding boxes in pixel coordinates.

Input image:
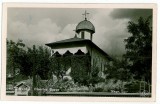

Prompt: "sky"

[7,8,152,56]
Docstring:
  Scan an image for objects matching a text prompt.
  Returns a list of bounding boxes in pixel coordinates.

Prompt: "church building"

[45,11,112,80]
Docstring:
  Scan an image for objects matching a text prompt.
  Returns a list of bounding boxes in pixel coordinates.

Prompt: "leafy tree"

[49,53,92,86]
[27,45,51,79]
[124,16,152,83]
[49,56,66,80]
[7,39,26,77]
[70,55,91,85]
[89,66,105,86]
[25,45,51,95]
[48,50,71,80]
[7,39,51,79]
[105,59,131,80]
[36,46,51,79]
[104,58,131,92]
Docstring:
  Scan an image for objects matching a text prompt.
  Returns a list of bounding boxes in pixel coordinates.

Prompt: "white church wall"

[86,45,109,77]
[77,31,91,40]
[84,31,91,40]
[52,46,88,55]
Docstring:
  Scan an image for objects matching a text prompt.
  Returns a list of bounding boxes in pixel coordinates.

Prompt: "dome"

[76,20,95,34]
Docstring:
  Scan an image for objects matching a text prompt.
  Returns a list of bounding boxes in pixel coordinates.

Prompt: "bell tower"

[75,10,95,41]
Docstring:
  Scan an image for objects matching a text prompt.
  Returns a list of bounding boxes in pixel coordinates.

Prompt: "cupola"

[75,10,95,41]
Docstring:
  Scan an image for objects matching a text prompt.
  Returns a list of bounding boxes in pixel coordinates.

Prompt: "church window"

[81,31,85,39]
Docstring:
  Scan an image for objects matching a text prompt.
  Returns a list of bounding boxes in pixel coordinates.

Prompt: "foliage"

[7,39,26,76]
[48,79,89,92]
[70,55,91,85]
[124,80,150,93]
[93,87,104,92]
[49,54,104,86]
[7,39,104,88]
[7,40,51,80]
[124,16,152,83]
[89,66,105,86]
[103,58,131,92]
[104,59,131,82]
[124,81,140,93]
[27,45,50,79]
[103,79,122,92]
[49,57,68,80]
[50,55,91,85]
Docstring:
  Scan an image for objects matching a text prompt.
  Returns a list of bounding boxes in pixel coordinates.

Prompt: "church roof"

[48,36,85,44]
[46,37,89,48]
[76,20,95,34]
[46,37,112,60]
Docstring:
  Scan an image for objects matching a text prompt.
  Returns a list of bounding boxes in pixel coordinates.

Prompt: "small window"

[81,31,85,39]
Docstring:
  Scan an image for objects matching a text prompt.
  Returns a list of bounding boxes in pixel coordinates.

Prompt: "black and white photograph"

[2,4,156,101]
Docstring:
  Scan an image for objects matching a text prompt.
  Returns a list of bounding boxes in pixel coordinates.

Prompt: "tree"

[7,39,51,79]
[7,40,51,96]
[89,66,105,86]
[104,58,131,92]
[36,46,51,79]
[70,55,91,85]
[124,16,152,83]
[49,56,66,80]
[27,45,51,79]
[26,45,51,95]
[7,39,26,77]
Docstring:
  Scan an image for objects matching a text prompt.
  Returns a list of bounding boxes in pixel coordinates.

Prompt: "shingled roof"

[46,37,86,45]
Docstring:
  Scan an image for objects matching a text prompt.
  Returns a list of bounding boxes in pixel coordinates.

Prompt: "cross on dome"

[76,11,95,35]
[82,10,89,20]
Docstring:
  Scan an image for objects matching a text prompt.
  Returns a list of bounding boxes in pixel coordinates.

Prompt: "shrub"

[93,88,104,92]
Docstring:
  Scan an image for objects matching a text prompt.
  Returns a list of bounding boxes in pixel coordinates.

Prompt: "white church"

[45,11,112,79]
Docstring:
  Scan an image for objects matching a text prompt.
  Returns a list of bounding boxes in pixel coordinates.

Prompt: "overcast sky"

[7,8,152,56]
